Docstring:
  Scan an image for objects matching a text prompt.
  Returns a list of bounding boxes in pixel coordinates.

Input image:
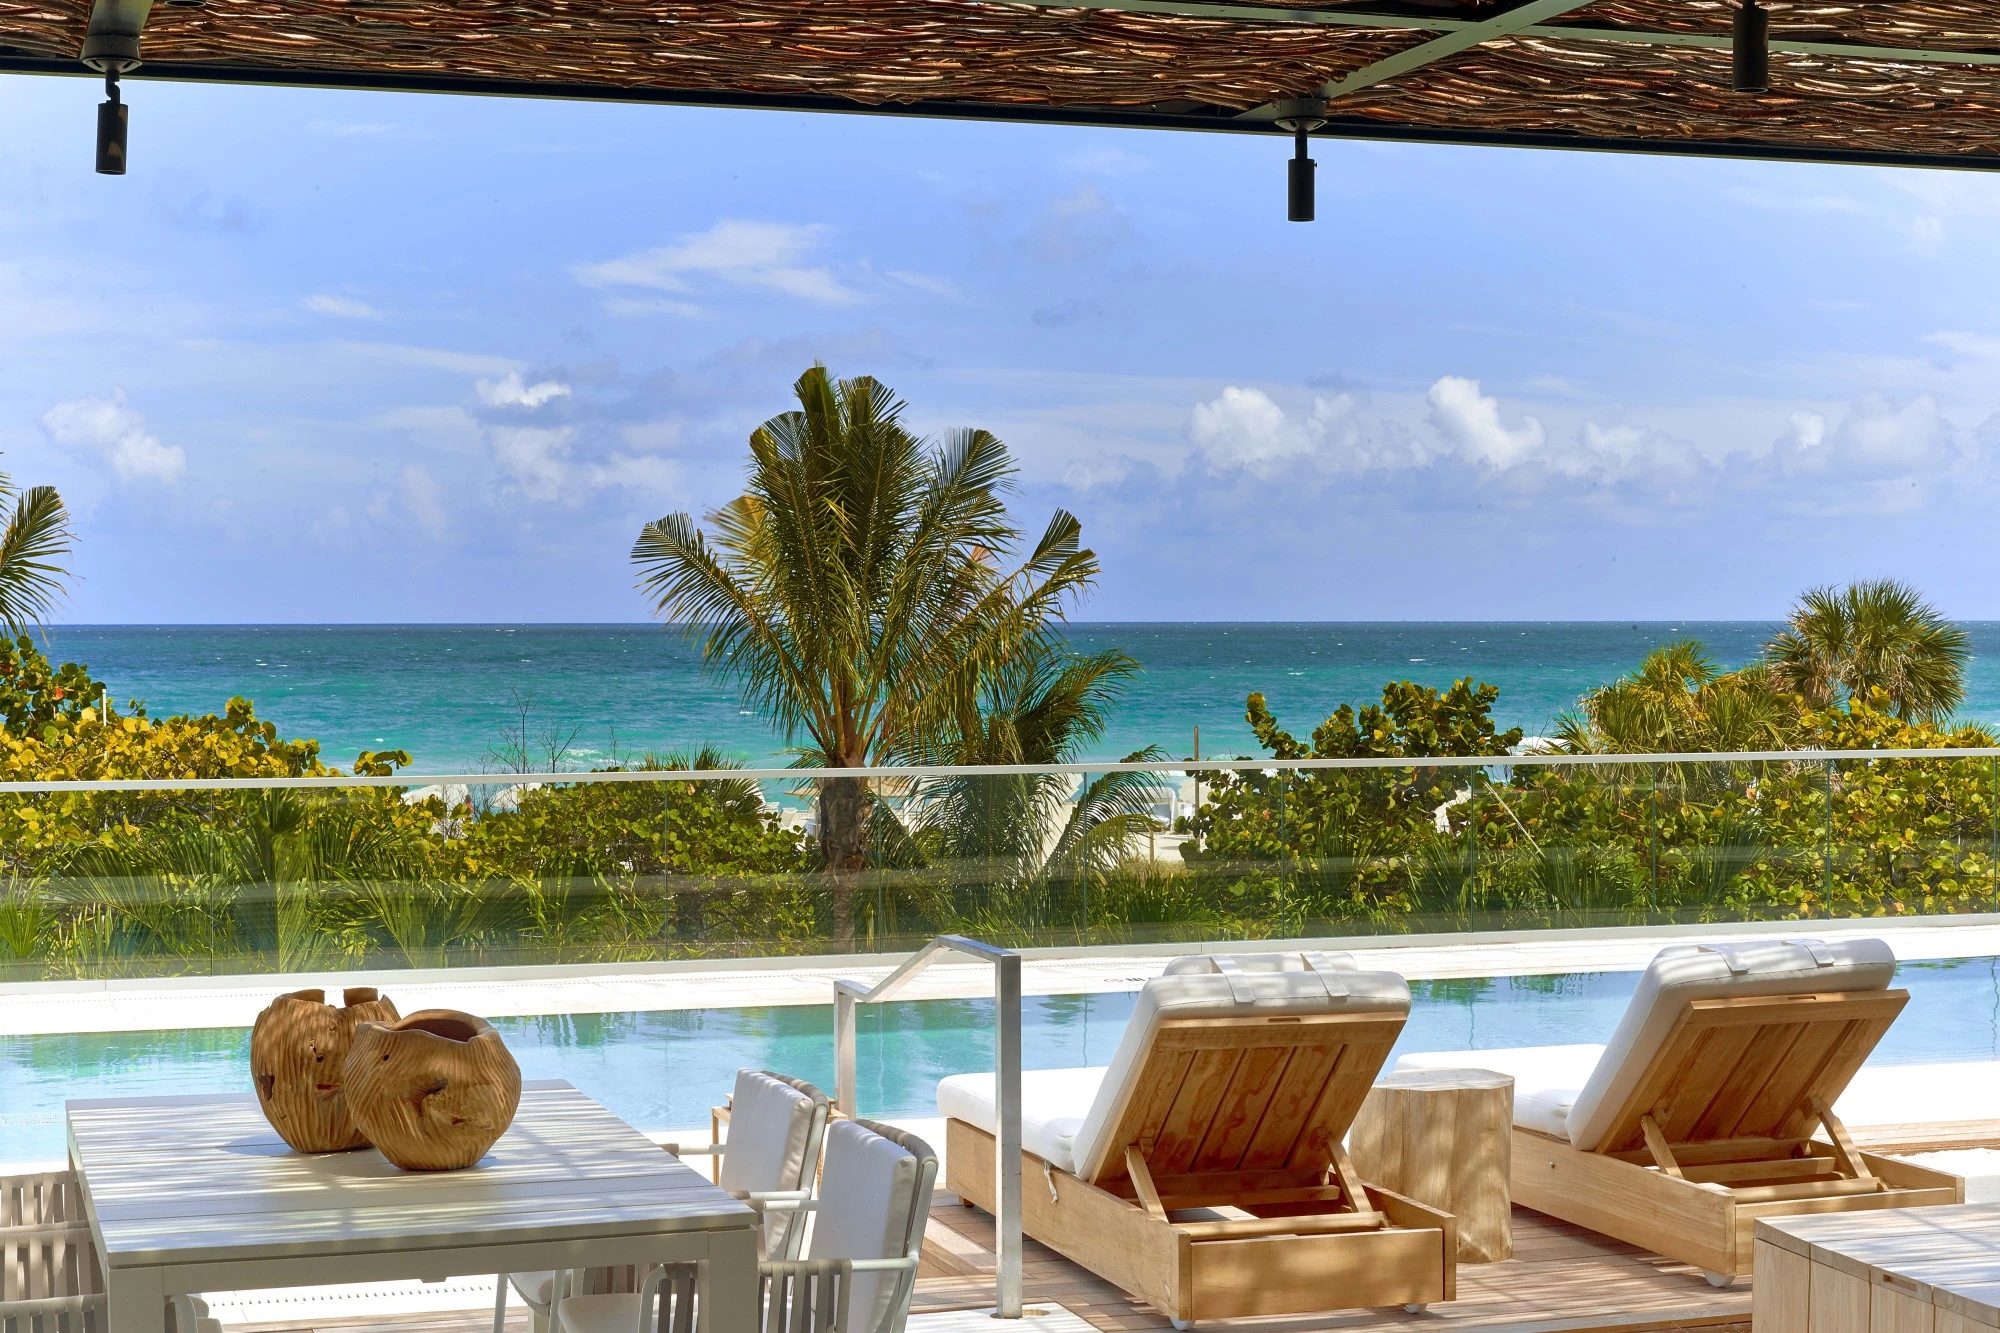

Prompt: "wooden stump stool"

[1347,1067,1514,1263]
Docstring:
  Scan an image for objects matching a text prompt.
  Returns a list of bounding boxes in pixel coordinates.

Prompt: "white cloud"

[302,293,381,320]
[886,269,955,298]
[1190,387,1315,475]
[399,465,448,538]
[1427,376,1546,469]
[489,426,573,502]
[334,341,521,377]
[39,391,186,485]
[586,454,682,497]
[1058,145,1154,177]
[576,220,861,305]
[603,296,705,319]
[1189,386,1425,478]
[1772,394,1958,478]
[476,370,571,410]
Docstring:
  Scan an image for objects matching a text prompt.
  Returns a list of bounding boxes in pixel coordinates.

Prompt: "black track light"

[96,68,127,175]
[1276,107,1325,223]
[1734,0,1770,94]
[1287,124,1316,223]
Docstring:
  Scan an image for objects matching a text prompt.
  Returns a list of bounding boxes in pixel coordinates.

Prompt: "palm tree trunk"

[818,774,868,951]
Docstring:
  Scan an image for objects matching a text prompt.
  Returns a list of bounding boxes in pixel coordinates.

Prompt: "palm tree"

[882,642,1168,935]
[1558,640,1795,755]
[0,469,70,634]
[1764,580,1969,723]
[631,367,1100,948]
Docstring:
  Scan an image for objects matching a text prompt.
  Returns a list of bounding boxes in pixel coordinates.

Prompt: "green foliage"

[630,364,1102,947]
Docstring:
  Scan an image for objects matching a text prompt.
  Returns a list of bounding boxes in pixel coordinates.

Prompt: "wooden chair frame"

[947,1008,1454,1327]
[1509,988,1962,1282]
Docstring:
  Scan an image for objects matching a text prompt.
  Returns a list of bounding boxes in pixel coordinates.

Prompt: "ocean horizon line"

[36,616,1873,630]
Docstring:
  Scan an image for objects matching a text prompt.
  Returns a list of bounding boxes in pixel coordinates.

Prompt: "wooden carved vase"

[343,1009,522,1171]
[250,987,401,1153]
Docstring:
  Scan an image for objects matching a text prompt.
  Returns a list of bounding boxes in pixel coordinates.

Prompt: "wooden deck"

[916,1193,1752,1333]
[222,1193,1755,1333]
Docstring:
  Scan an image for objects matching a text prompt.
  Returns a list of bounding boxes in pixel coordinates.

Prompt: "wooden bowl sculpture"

[250,987,402,1153]
[342,1009,522,1171]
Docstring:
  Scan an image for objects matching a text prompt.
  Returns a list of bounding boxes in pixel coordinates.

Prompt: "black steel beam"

[2,52,1997,175]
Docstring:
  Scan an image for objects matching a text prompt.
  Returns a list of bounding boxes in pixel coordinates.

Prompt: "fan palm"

[631,366,1100,948]
[1558,641,1795,756]
[0,471,71,634]
[1763,580,1969,723]
[885,642,1168,934]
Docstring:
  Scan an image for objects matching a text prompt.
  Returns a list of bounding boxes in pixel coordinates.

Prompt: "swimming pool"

[6,955,1999,1164]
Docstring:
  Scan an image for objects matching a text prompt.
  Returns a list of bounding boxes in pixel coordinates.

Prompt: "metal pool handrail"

[834,935,1022,1320]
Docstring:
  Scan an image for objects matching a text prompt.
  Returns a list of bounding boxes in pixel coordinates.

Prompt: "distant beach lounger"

[938,951,1454,1328]
[1397,937,1963,1284]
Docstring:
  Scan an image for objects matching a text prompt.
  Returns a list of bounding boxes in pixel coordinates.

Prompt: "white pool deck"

[7,912,2000,1038]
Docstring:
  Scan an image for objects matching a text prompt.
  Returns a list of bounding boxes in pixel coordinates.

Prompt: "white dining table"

[66,1080,759,1333]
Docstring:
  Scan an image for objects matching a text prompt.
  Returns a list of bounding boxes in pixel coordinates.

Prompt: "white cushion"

[1162,950,1358,976]
[540,1292,638,1333]
[722,1069,824,1256]
[1395,1045,1603,1141]
[1567,937,1895,1150]
[807,1120,930,1333]
[936,1067,1107,1175]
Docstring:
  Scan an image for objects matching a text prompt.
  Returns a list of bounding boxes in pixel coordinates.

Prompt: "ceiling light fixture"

[1275,103,1327,223]
[1734,0,1770,94]
[96,68,127,175]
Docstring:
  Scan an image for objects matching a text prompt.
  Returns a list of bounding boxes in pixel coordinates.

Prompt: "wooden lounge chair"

[939,953,1454,1328]
[1398,938,1962,1284]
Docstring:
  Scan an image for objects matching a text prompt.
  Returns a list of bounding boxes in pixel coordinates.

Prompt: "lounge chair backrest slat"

[1591,989,1906,1156]
[1074,970,1410,1186]
[1566,938,1903,1154]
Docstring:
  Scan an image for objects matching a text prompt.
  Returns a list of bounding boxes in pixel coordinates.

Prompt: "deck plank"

[221,1194,1756,1333]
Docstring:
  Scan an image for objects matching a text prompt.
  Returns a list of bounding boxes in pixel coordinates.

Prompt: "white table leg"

[697,1229,759,1333]
[104,1269,168,1333]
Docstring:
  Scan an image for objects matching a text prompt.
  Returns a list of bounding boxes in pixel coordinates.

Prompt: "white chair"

[1396,937,1963,1283]
[548,1118,937,1333]
[2,1170,221,1333]
[495,1070,830,1333]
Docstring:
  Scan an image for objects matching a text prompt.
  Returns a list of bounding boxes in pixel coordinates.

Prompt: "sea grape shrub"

[1180,680,1522,928]
[0,635,106,740]
[449,760,812,961]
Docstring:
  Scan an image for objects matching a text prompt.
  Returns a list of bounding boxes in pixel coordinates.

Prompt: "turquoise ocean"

[33,622,2000,773]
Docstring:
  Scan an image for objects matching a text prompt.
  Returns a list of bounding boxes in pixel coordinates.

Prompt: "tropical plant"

[882,640,1168,939]
[1763,579,1970,723]
[1556,640,1798,764]
[631,365,1099,947]
[0,468,70,636]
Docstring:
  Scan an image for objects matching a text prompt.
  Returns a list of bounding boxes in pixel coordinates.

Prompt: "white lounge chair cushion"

[1565,937,1895,1150]
[807,1119,928,1333]
[1396,1044,1603,1142]
[1161,950,1358,975]
[936,1067,1106,1175]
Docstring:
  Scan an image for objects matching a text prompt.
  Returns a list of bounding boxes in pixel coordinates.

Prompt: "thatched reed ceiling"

[3,0,1998,169]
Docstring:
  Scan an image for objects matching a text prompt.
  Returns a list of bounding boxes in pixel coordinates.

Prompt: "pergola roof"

[4,0,2000,171]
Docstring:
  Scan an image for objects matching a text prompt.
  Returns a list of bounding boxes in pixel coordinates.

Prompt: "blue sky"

[3,72,2000,624]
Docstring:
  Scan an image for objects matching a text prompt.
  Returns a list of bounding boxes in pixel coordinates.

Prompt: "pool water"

[5,955,1999,1164]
